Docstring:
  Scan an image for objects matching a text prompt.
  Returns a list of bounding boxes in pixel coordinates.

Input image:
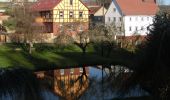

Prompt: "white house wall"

[105,1,122,25]
[124,15,154,36]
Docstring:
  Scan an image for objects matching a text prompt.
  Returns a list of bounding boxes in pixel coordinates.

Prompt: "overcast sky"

[0,0,170,5]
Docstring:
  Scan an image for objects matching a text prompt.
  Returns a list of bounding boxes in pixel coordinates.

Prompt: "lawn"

[0,43,133,70]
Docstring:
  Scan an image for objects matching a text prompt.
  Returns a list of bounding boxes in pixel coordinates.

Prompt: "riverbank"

[112,96,152,100]
[0,43,133,70]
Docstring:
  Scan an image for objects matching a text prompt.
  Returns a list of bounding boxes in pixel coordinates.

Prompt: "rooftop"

[32,0,61,11]
[115,0,158,15]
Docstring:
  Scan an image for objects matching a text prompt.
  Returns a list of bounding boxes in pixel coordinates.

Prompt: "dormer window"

[113,8,116,12]
[70,0,73,5]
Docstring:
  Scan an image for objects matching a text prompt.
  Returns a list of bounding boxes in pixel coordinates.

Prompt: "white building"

[105,0,158,36]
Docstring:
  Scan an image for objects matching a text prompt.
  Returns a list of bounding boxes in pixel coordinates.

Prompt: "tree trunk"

[82,47,86,55]
[101,43,104,56]
[29,42,33,54]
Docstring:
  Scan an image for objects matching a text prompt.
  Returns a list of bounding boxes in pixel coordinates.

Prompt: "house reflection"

[35,67,89,100]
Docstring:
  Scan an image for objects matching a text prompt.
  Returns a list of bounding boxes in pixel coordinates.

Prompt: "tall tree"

[123,12,170,100]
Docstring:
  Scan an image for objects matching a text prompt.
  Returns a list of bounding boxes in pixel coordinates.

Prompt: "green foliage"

[124,12,170,99]
[3,7,13,16]
[3,17,16,30]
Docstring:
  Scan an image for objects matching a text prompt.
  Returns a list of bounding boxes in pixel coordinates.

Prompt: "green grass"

[0,43,133,70]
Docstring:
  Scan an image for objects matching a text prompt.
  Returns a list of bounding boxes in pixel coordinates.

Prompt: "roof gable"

[94,7,107,16]
[115,0,158,15]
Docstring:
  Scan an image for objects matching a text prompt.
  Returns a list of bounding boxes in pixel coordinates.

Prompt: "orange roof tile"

[115,0,158,15]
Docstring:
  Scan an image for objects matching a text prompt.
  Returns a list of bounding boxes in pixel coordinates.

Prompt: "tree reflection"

[36,67,89,100]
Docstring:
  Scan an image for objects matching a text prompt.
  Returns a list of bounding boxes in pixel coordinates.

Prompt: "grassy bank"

[0,43,133,70]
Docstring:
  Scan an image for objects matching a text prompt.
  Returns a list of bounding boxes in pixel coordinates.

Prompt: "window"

[80,68,83,73]
[70,0,73,5]
[59,11,63,18]
[70,68,74,74]
[108,17,111,22]
[141,26,144,30]
[141,17,144,21]
[46,12,50,18]
[147,17,149,21]
[69,11,74,18]
[79,12,83,18]
[118,27,121,31]
[60,69,64,75]
[135,26,138,31]
[98,17,101,21]
[129,17,132,21]
[113,8,116,12]
[129,26,132,31]
[119,17,122,21]
[113,17,116,22]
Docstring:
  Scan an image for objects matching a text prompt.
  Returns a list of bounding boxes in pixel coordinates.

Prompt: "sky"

[0,0,170,5]
[162,0,170,5]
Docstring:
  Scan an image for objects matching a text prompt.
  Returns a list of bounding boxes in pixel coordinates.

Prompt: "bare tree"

[54,21,90,55]
[91,22,119,56]
[6,1,44,54]
[74,31,90,55]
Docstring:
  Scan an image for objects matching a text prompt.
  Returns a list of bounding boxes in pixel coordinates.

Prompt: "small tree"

[91,23,119,57]
[5,1,44,54]
[54,21,90,55]
[74,31,90,55]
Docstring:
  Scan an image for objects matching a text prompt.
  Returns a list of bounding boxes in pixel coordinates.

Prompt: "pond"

[35,66,148,100]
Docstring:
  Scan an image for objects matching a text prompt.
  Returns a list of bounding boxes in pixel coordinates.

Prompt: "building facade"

[32,0,89,40]
[105,0,158,36]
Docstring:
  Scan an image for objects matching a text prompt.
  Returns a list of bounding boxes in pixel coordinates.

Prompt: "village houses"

[105,0,158,37]
[32,0,89,42]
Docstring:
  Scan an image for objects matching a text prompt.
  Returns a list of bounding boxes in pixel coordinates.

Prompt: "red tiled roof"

[89,6,101,14]
[32,0,89,11]
[115,0,158,15]
[32,0,61,11]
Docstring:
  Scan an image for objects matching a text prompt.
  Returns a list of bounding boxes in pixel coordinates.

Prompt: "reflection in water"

[35,66,148,100]
[54,67,89,100]
[36,67,89,100]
